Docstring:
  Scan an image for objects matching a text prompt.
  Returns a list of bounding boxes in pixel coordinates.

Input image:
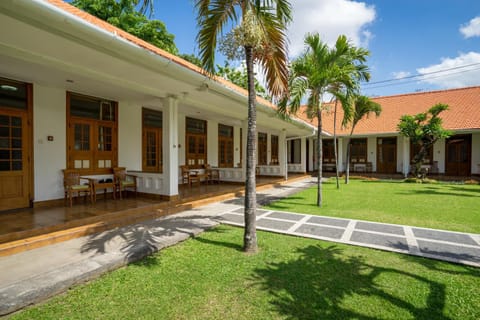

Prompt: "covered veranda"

[0,174,309,257]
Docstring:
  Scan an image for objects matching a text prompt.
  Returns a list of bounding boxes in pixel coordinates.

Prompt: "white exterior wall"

[118,101,142,170]
[434,138,446,173]
[178,114,186,166]
[367,137,377,171]
[33,84,66,202]
[207,119,218,167]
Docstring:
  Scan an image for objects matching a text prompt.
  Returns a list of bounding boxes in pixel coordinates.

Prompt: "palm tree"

[279,33,369,207]
[195,0,291,253]
[343,95,382,184]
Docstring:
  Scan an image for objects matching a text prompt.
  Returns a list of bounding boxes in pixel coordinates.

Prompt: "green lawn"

[265,179,480,233]
[12,226,480,320]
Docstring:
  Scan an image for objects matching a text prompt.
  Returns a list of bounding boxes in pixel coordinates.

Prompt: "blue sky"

[153,0,480,97]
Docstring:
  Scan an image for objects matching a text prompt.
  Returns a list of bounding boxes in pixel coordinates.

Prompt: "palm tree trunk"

[317,108,323,207]
[333,100,339,189]
[243,45,258,253]
[344,126,355,184]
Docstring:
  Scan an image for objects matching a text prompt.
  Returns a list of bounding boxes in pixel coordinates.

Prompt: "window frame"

[258,132,268,165]
[185,117,207,168]
[142,108,163,172]
[66,92,118,174]
[349,138,367,163]
[218,124,234,168]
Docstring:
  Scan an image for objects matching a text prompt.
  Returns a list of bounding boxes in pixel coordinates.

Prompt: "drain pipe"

[284,131,316,181]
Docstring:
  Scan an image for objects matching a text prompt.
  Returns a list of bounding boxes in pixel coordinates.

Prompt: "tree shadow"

[397,186,479,198]
[80,215,217,267]
[253,244,453,320]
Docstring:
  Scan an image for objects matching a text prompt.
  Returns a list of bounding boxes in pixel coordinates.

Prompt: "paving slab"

[356,221,405,236]
[412,228,477,245]
[295,224,345,239]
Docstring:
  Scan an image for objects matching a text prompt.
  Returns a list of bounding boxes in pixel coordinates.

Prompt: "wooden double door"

[377,137,397,174]
[445,134,471,176]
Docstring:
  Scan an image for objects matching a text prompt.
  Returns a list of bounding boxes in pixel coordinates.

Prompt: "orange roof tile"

[297,86,480,136]
[45,0,277,108]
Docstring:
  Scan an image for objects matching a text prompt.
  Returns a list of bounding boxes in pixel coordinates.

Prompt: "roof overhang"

[0,0,316,136]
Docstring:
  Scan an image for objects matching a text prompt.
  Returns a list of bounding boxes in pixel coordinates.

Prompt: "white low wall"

[218,168,244,182]
[130,172,165,195]
[288,163,304,173]
[257,165,282,176]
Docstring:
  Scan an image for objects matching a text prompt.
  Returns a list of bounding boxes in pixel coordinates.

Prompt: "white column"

[163,95,179,196]
[279,129,287,177]
[337,138,344,172]
[301,137,307,173]
[402,136,410,177]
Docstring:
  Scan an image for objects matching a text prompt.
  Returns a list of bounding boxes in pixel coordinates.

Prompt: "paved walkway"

[0,177,479,315]
[218,208,480,268]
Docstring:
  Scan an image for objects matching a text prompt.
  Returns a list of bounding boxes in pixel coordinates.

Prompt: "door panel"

[377,137,397,174]
[0,111,30,210]
[445,135,471,176]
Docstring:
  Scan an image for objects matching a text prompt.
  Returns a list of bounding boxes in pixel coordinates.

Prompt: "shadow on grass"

[80,215,216,267]
[397,185,480,198]
[253,245,452,320]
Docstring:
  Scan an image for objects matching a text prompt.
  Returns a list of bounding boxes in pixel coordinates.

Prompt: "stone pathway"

[218,208,480,268]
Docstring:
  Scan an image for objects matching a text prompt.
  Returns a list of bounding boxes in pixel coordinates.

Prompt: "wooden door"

[186,133,207,168]
[377,137,397,174]
[445,135,471,176]
[0,109,30,210]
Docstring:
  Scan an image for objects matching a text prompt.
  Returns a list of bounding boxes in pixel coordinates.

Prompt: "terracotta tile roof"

[45,0,276,108]
[297,86,480,136]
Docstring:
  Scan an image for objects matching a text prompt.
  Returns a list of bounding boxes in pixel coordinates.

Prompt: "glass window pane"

[0,115,9,125]
[0,150,9,160]
[0,78,27,110]
[12,161,22,170]
[0,138,8,148]
[12,127,21,138]
[186,117,206,134]
[11,117,21,126]
[0,127,8,137]
[12,150,21,160]
[144,109,162,128]
[0,161,9,171]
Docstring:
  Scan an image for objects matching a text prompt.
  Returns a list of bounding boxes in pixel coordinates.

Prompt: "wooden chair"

[180,165,201,186]
[204,164,220,184]
[62,169,93,207]
[113,167,137,199]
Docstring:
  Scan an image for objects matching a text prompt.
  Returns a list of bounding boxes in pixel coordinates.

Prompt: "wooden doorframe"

[376,137,397,174]
[445,134,472,176]
[0,81,33,210]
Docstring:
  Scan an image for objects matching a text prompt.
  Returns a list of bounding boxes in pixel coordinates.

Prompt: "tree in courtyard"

[279,33,370,207]
[195,0,291,252]
[397,103,451,180]
[343,94,381,184]
[72,0,178,54]
[216,62,270,100]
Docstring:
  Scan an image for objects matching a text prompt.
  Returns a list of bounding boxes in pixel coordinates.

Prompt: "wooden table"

[83,177,116,202]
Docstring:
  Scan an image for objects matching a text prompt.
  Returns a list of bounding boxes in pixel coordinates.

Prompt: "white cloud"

[391,71,411,79]
[417,52,480,88]
[287,0,376,57]
[460,16,480,38]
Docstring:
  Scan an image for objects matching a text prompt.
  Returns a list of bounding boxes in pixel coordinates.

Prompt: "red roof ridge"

[368,85,480,101]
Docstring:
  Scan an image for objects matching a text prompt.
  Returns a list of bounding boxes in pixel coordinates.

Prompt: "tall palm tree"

[343,95,382,184]
[279,33,369,207]
[195,0,291,253]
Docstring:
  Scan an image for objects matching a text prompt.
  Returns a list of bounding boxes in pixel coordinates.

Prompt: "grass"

[11,225,480,320]
[265,178,480,233]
